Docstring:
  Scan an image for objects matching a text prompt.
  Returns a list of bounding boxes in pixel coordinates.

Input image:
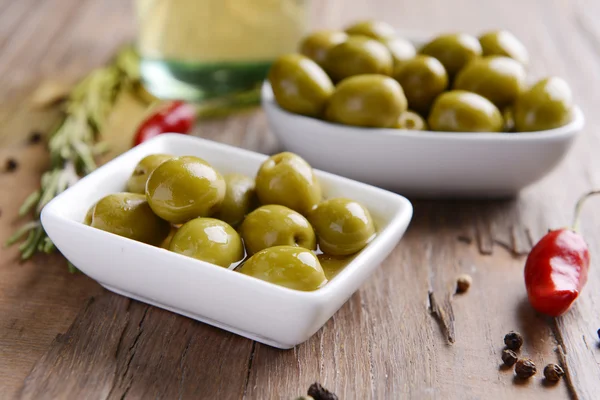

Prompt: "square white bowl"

[41,134,413,349]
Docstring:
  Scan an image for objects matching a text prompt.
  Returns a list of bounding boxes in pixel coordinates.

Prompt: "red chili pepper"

[524,191,599,317]
[133,101,196,146]
[524,229,590,316]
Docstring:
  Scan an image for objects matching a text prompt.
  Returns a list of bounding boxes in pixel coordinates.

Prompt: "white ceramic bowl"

[262,82,584,198]
[41,134,412,349]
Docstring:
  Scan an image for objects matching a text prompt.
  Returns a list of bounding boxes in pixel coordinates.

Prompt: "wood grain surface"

[1,0,600,399]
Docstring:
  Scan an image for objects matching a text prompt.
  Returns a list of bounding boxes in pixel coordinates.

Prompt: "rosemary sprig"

[6,47,139,260]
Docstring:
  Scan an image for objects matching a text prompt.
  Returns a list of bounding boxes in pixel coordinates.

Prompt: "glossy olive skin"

[384,37,417,74]
[146,156,226,224]
[513,77,574,132]
[428,91,504,132]
[268,54,334,117]
[169,218,243,268]
[453,56,526,109]
[299,30,348,66]
[325,74,407,128]
[324,36,393,82]
[345,20,396,40]
[255,152,322,216]
[90,193,170,245]
[394,110,427,130]
[126,154,173,194]
[479,30,529,66]
[420,33,482,78]
[309,198,376,256]
[240,205,316,255]
[238,246,327,291]
[394,55,448,114]
[214,173,256,227]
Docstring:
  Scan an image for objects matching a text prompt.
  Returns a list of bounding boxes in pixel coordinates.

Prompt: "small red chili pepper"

[133,101,196,146]
[524,191,599,317]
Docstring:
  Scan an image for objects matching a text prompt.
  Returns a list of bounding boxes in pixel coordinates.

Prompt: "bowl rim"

[41,134,413,301]
[261,81,585,142]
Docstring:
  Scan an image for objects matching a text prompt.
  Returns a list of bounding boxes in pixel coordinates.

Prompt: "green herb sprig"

[6,48,139,261]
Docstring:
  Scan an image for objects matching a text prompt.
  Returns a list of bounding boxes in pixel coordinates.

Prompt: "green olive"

[309,198,376,256]
[324,36,393,82]
[502,106,515,132]
[325,74,407,128]
[238,246,327,291]
[479,30,529,66]
[146,156,226,224]
[299,30,348,66]
[268,54,334,117]
[126,154,173,194]
[318,254,354,280]
[169,218,243,268]
[453,56,526,109]
[394,110,427,130]
[214,173,255,227]
[420,33,482,78]
[428,90,504,132]
[345,20,396,40]
[384,37,417,74]
[393,55,448,115]
[240,205,316,255]
[513,77,574,132]
[83,203,95,225]
[90,193,170,245]
[255,152,322,215]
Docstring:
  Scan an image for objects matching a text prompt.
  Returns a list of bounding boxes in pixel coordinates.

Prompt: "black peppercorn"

[504,331,524,351]
[308,383,338,400]
[515,358,537,379]
[456,274,472,294]
[28,131,43,144]
[543,363,564,382]
[501,349,518,366]
[5,158,18,172]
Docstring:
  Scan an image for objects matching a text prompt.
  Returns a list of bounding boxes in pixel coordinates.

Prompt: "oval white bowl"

[41,134,413,349]
[262,82,584,198]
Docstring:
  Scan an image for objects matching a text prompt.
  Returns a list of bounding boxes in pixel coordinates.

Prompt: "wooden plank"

[0,0,599,399]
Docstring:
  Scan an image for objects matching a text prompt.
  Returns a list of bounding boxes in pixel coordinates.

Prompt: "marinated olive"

[513,77,574,132]
[479,30,529,66]
[393,55,448,114]
[299,30,348,66]
[428,90,503,132]
[240,205,316,255]
[395,110,427,130]
[420,33,482,78]
[453,56,526,109]
[146,156,226,224]
[324,36,393,82]
[169,218,243,268]
[238,246,327,291]
[268,54,334,117]
[309,198,376,256]
[255,152,322,215]
[345,20,396,40]
[127,154,173,194]
[214,173,256,227]
[384,37,417,73]
[325,74,407,128]
[90,193,170,245]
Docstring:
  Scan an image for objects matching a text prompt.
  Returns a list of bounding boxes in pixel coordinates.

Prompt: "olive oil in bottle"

[135,0,309,101]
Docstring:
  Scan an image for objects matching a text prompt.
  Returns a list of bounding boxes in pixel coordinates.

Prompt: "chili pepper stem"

[571,190,600,232]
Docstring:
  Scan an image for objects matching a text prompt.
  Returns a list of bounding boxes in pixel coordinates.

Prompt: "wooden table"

[1,0,599,398]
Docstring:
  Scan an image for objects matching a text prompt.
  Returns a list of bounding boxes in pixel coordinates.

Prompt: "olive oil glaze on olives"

[270,21,575,133]
[84,152,377,292]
